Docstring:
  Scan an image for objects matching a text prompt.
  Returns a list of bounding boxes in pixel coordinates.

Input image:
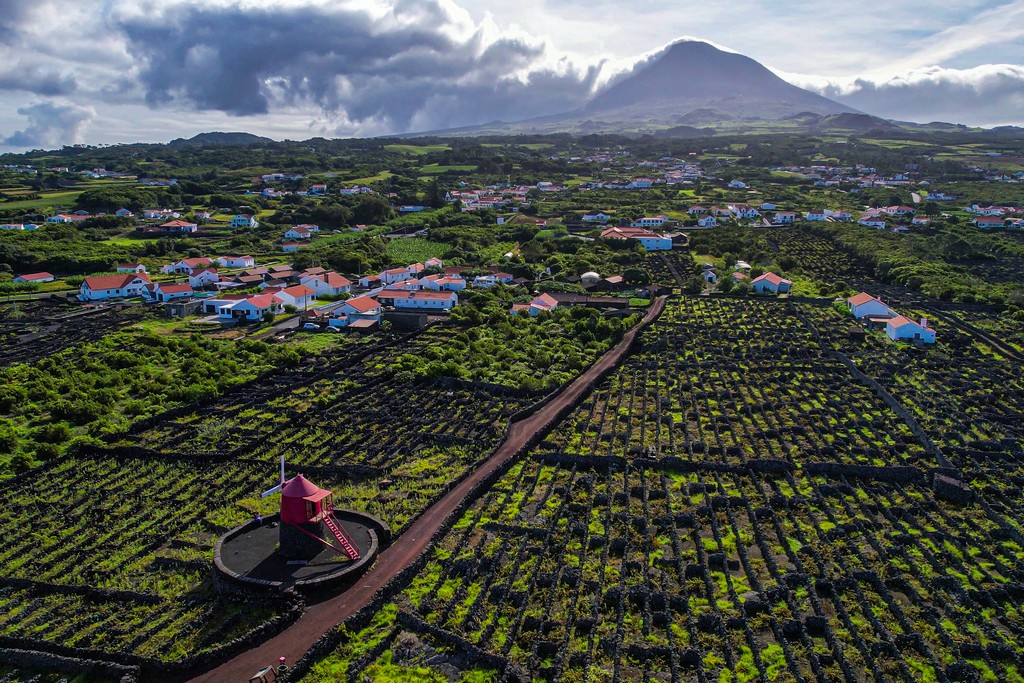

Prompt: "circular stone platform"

[215,510,387,591]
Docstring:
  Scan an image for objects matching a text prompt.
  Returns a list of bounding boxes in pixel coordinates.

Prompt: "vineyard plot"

[541,297,932,470]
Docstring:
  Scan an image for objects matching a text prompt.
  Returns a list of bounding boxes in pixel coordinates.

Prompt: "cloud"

[110,0,602,134]
[0,66,77,96]
[0,101,95,148]
[798,65,1024,127]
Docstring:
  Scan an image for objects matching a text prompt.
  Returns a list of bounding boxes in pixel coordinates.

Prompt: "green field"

[384,144,451,155]
[419,164,477,175]
[385,237,449,264]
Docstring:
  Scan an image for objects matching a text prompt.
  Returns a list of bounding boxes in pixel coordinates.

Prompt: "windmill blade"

[260,483,283,498]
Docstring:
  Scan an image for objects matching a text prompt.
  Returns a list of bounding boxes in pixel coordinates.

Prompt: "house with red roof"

[273,284,317,310]
[974,216,1006,228]
[510,293,559,317]
[338,295,381,316]
[226,294,283,321]
[189,267,220,288]
[751,272,792,295]
[284,226,314,240]
[376,288,458,311]
[157,219,198,234]
[601,226,672,251]
[420,274,466,292]
[886,316,936,344]
[146,282,193,302]
[216,255,255,269]
[79,273,152,301]
[301,271,352,297]
[13,272,54,284]
[846,292,894,319]
[772,211,798,225]
[162,257,214,274]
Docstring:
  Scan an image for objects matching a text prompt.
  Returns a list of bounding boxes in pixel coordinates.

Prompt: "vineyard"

[0,300,150,370]
[0,313,637,674]
[297,296,1024,683]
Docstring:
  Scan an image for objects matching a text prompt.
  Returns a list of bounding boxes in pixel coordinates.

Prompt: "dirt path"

[188,297,667,683]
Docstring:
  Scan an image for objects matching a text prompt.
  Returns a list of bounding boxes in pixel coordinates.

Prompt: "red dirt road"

[188,296,667,683]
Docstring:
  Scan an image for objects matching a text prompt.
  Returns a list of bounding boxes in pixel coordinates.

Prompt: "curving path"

[187,296,668,683]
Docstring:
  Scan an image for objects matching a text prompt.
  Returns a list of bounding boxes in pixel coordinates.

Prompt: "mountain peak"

[582,40,856,121]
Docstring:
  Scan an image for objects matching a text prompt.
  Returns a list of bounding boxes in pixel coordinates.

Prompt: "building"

[284,226,314,240]
[335,296,385,321]
[216,255,256,269]
[376,288,458,311]
[219,294,283,321]
[189,268,220,288]
[147,282,193,302]
[601,226,672,251]
[273,284,317,310]
[510,293,559,317]
[13,272,55,284]
[697,216,718,228]
[630,215,669,228]
[751,272,792,294]
[79,273,152,301]
[156,219,198,234]
[162,258,214,274]
[886,316,936,344]
[231,215,259,229]
[846,292,894,319]
[772,212,798,225]
[301,272,352,297]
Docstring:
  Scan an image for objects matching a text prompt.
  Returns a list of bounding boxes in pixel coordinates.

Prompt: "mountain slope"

[426,41,860,136]
[169,132,275,146]
[582,41,857,122]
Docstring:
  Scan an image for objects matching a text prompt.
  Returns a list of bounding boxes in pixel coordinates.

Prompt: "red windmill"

[277,474,360,561]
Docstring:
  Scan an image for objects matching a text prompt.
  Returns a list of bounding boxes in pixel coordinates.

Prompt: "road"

[186,296,668,683]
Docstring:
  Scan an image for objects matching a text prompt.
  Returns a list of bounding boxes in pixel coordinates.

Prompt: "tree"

[623,268,650,285]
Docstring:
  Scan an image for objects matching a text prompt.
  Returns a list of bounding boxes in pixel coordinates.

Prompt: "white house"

[13,272,54,284]
[601,226,672,251]
[472,273,514,287]
[886,316,936,344]
[858,215,888,229]
[116,263,147,273]
[697,216,718,228]
[421,274,466,291]
[216,255,255,269]
[805,210,827,221]
[687,205,708,215]
[335,296,382,321]
[189,268,220,288]
[974,216,1006,229]
[730,205,759,219]
[510,293,559,317]
[284,226,314,240]
[273,284,317,310]
[147,282,193,302]
[751,272,792,295]
[301,272,352,297]
[728,180,748,189]
[582,212,612,223]
[79,273,152,301]
[143,209,179,220]
[846,292,894,319]
[163,258,214,274]
[772,212,798,224]
[231,215,259,229]
[220,294,283,321]
[377,288,458,311]
[630,215,668,228]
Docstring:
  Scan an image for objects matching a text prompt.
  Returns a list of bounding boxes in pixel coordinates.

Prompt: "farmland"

[296,297,1024,683]
[0,129,1022,682]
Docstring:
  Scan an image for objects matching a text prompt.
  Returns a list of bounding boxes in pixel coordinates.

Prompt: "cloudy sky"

[0,0,1022,150]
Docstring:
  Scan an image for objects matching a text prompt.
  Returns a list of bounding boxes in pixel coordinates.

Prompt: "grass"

[0,190,84,211]
[384,144,451,155]
[419,164,477,175]
[386,237,449,264]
